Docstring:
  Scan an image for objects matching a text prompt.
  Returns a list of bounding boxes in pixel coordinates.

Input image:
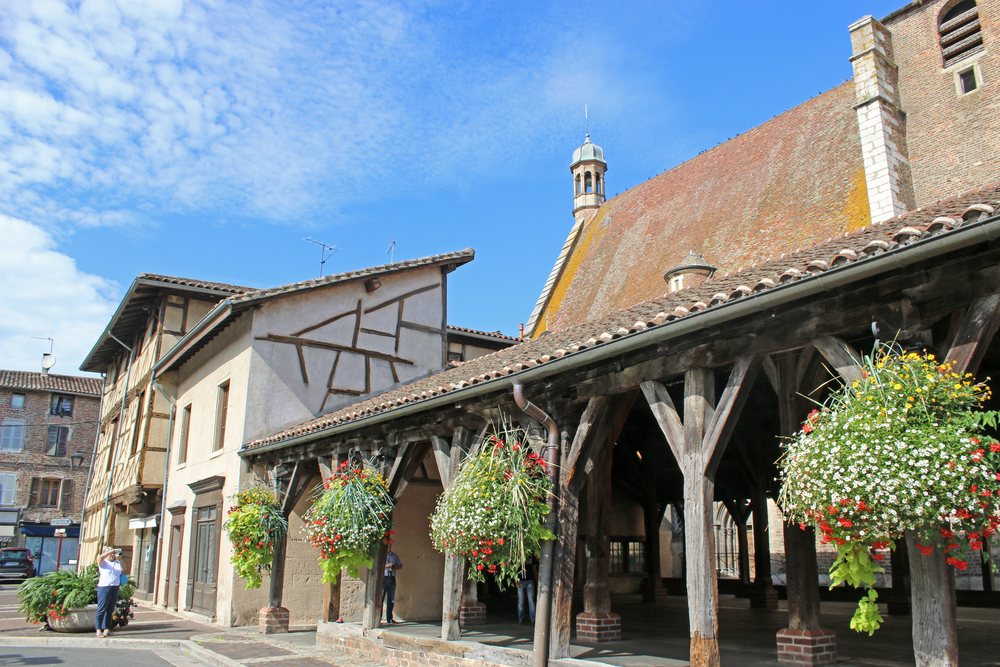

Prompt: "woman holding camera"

[96,546,123,637]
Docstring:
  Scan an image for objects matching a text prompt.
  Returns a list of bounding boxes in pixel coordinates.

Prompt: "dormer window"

[940,1,984,68]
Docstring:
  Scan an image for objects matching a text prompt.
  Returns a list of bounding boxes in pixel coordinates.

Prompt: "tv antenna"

[303,238,338,277]
[386,240,396,263]
[32,337,54,354]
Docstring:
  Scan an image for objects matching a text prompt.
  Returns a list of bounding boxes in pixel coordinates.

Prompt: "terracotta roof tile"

[138,273,254,294]
[0,370,102,396]
[532,82,871,335]
[242,182,1000,452]
[447,325,519,341]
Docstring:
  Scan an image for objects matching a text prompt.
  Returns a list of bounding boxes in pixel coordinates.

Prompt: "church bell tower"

[571,134,607,222]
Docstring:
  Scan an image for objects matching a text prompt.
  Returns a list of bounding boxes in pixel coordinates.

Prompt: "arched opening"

[940,0,983,67]
[575,173,581,196]
[597,174,603,195]
[585,171,593,194]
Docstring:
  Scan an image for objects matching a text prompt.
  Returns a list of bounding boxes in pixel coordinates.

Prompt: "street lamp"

[69,453,86,469]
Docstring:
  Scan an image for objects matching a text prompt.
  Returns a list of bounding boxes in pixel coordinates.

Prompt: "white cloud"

[0,215,119,374]
[0,0,662,229]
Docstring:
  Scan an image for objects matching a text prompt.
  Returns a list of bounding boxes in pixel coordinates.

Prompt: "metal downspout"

[513,384,559,667]
[76,381,106,572]
[151,379,176,606]
[99,333,134,552]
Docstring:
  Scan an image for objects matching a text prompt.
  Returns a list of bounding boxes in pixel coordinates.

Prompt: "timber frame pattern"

[241,196,1000,666]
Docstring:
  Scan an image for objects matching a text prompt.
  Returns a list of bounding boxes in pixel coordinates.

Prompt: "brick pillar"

[576,611,621,642]
[259,606,289,634]
[776,628,836,666]
[459,601,486,626]
[849,15,915,224]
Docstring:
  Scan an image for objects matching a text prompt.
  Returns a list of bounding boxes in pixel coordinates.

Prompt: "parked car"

[0,548,35,580]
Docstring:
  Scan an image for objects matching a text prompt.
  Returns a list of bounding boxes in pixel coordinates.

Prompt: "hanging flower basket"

[430,423,555,590]
[304,457,395,583]
[223,483,288,590]
[779,344,1000,634]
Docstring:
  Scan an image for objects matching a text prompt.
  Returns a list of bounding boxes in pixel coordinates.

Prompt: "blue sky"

[0,0,902,375]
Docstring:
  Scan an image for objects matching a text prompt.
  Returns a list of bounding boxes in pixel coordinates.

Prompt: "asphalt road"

[0,646,189,666]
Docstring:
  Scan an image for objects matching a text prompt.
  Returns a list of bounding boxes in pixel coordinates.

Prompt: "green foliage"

[17,565,134,625]
[779,343,1000,634]
[304,457,395,584]
[223,482,288,590]
[850,590,884,636]
[430,422,555,590]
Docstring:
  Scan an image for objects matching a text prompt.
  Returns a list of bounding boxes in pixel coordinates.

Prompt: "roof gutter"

[241,213,1000,458]
[153,301,234,376]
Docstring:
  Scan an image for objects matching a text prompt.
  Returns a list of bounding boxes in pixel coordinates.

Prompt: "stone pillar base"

[459,601,486,626]
[259,606,289,634]
[749,586,779,609]
[576,612,621,642]
[776,628,836,666]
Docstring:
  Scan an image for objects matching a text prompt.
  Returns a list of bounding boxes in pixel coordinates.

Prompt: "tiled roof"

[153,249,476,374]
[227,249,475,306]
[138,273,255,294]
[0,370,102,396]
[242,183,1000,452]
[448,325,520,341]
[530,82,871,335]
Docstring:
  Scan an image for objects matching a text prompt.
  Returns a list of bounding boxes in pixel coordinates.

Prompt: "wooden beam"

[561,396,612,493]
[813,336,863,384]
[392,441,432,501]
[944,293,1000,376]
[640,381,683,462]
[441,553,465,640]
[702,355,762,479]
[431,435,452,488]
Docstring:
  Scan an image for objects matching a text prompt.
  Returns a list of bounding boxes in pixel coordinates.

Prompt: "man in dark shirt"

[383,547,403,624]
[516,555,538,625]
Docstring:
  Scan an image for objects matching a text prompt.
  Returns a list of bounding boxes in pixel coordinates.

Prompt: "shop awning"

[20,524,79,537]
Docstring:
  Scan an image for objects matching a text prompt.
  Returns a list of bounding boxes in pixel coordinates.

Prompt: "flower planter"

[47,604,98,632]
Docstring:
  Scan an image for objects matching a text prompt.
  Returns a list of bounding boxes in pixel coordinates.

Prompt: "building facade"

[0,370,101,574]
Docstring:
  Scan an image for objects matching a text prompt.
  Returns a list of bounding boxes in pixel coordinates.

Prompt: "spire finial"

[585,104,589,139]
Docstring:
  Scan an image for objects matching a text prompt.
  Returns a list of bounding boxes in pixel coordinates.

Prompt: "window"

[39,479,61,507]
[0,474,16,506]
[105,420,118,472]
[50,395,74,417]
[0,422,24,453]
[130,392,146,456]
[608,538,647,574]
[958,66,979,94]
[45,426,69,457]
[32,478,73,509]
[177,404,192,465]
[940,1,983,68]
[9,394,24,410]
[214,382,230,452]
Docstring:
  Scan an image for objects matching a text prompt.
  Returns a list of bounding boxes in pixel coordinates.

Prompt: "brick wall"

[0,387,99,537]
[886,0,1000,205]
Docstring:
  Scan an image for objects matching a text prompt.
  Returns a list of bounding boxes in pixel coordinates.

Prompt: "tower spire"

[570,128,607,222]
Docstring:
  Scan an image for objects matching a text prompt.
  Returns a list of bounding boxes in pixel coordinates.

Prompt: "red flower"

[991,443,1000,453]
[946,557,968,570]
[917,544,934,556]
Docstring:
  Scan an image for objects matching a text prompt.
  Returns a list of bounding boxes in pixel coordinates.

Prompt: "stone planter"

[47,604,98,633]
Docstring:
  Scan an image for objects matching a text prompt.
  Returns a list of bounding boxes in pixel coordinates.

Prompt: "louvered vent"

[940,1,984,68]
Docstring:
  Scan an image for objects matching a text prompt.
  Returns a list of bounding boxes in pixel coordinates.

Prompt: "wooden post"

[261,461,310,634]
[906,530,958,667]
[550,479,580,658]
[641,484,667,603]
[433,429,470,641]
[317,456,341,623]
[363,545,388,629]
[583,442,612,615]
[749,476,777,608]
[642,355,761,667]
[769,350,836,664]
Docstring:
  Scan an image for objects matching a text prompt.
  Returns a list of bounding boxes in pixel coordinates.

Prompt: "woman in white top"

[95,546,123,637]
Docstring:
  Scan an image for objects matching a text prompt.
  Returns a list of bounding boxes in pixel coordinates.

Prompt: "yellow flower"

[894,384,903,390]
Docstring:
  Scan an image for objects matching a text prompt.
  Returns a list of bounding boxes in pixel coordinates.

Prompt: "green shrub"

[17,565,134,625]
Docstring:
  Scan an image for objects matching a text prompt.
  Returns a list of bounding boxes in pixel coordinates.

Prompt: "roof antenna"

[303,237,338,278]
[32,337,55,376]
[386,239,396,264]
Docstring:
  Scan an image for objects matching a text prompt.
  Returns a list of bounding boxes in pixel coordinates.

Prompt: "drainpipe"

[513,384,559,667]
[76,377,106,572]
[99,333,134,552]
[151,379,176,606]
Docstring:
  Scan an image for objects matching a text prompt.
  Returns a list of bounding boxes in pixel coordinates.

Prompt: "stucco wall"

[245,266,447,443]
[159,313,253,624]
[390,480,445,621]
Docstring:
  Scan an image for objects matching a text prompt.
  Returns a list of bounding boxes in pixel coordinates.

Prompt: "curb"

[0,636,244,667]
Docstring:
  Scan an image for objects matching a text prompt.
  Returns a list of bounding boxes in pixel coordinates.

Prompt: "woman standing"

[95,547,123,638]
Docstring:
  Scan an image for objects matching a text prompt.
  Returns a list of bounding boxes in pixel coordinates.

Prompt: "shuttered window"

[178,404,192,465]
[0,474,16,506]
[45,426,69,457]
[0,422,24,453]
[39,479,61,507]
[940,1,984,68]
[214,382,230,452]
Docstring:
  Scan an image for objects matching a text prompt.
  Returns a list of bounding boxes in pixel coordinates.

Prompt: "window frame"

[214,381,230,452]
[0,473,17,506]
[0,422,25,453]
[45,426,69,457]
[39,478,62,508]
[49,394,74,417]
[130,391,146,456]
[9,394,24,410]
[177,404,192,465]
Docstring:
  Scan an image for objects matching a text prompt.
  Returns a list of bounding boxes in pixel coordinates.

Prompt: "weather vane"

[303,238,338,277]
